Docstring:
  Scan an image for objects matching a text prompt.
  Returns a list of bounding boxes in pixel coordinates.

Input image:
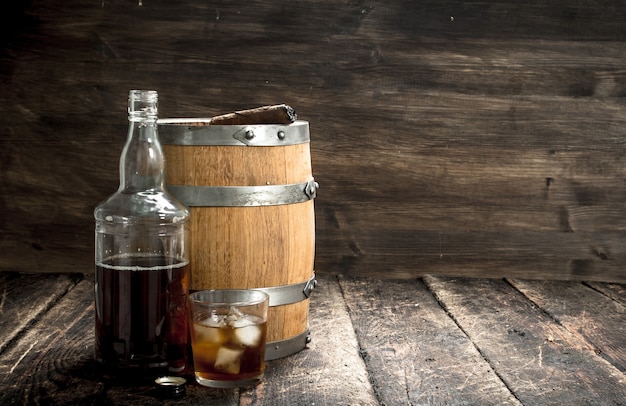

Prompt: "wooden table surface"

[0,272,624,405]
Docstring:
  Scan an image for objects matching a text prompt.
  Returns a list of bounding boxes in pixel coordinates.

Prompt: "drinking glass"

[188,289,269,388]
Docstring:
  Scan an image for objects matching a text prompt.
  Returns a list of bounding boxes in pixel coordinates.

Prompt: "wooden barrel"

[158,119,317,360]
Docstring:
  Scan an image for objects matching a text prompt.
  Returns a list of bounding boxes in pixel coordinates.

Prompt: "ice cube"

[200,312,227,328]
[214,347,243,375]
[194,313,227,344]
[227,314,254,329]
[234,324,262,347]
[193,323,225,345]
[225,306,245,325]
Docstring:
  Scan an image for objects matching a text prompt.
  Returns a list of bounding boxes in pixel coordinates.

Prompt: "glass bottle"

[94,90,190,376]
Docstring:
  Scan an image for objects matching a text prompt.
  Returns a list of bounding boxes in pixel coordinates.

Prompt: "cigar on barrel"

[208,104,297,126]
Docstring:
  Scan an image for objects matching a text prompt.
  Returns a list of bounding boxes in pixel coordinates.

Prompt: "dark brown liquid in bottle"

[94,255,189,376]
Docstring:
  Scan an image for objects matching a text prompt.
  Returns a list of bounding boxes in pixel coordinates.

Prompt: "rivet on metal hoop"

[245,130,255,140]
[277,130,286,140]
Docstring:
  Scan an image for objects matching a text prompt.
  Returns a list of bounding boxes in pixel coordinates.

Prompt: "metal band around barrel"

[265,329,311,361]
[168,178,318,207]
[253,273,317,307]
[157,119,310,146]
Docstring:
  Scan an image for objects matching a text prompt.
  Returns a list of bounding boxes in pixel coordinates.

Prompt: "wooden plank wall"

[1,0,626,282]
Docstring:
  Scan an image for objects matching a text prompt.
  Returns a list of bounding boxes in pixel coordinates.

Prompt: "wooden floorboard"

[424,276,626,405]
[0,273,80,354]
[338,276,520,405]
[0,274,378,405]
[0,278,100,405]
[0,272,624,405]
[240,274,378,405]
[586,281,626,305]
[509,279,626,374]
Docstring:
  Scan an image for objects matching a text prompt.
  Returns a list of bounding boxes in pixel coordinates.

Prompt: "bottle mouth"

[128,90,158,119]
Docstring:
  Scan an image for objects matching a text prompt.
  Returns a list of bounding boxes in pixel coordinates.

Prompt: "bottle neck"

[119,91,164,193]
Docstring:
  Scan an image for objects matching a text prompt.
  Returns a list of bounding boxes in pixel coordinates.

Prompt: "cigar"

[208,104,297,125]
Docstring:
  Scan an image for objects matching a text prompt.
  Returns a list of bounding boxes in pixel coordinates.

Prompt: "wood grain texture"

[586,281,626,304]
[423,275,626,405]
[0,273,80,354]
[1,0,626,281]
[0,273,378,405]
[509,279,626,373]
[0,278,101,405]
[243,274,378,405]
[163,143,315,289]
[163,139,315,343]
[1,272,625,404]
[338,275,520,405]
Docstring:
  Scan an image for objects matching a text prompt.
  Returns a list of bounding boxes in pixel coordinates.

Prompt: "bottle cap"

[154,376,186,398]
